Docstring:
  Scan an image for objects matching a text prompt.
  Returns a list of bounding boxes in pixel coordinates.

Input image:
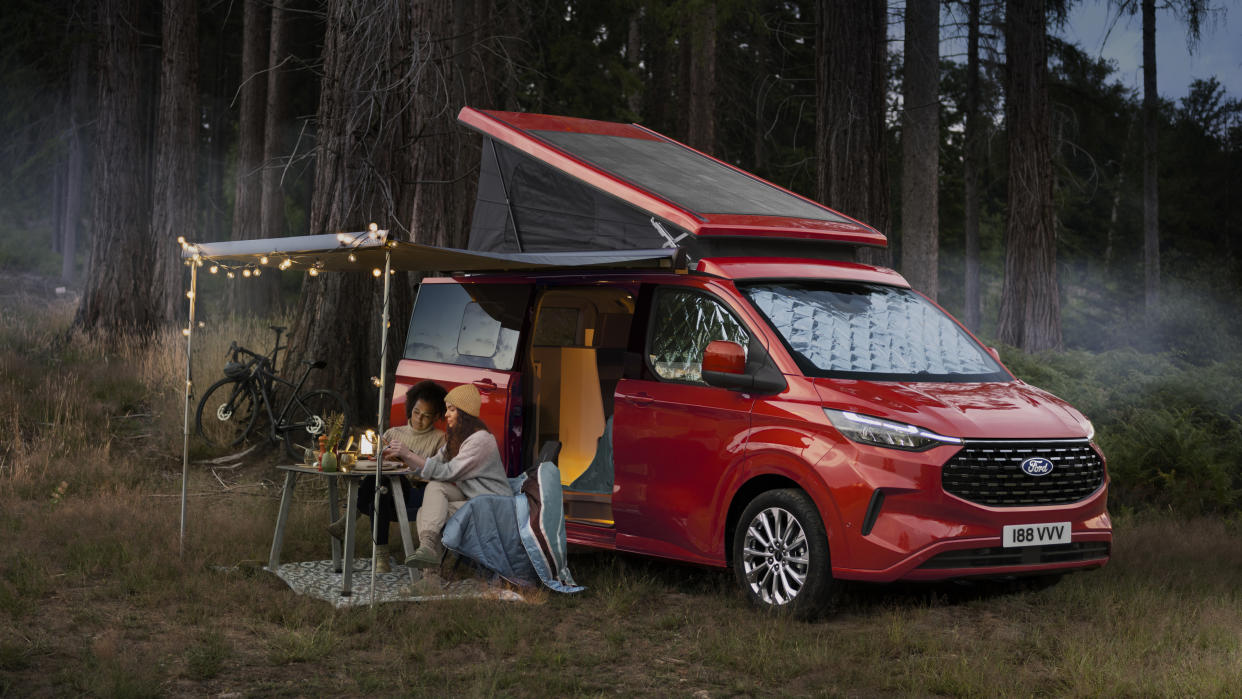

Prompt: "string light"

[348,253,357,263]
[259,256,269,265]
[209,265,218,274]
[308,268,319,277]
[185,291,194,299]
[242,269,252,278]
[227,271,235,279]
[372,268,382,277]
[182,328,191,337]
[253,268,261,277]
[371,376,383,387]
[279,259,292,270]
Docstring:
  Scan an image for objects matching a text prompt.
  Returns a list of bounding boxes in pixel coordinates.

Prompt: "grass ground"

[2,289,1241,697]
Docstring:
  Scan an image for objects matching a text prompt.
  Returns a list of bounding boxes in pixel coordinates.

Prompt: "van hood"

[811,378,1091,440]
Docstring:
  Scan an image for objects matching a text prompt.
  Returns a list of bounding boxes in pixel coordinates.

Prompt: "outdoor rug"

[266,559,525,608]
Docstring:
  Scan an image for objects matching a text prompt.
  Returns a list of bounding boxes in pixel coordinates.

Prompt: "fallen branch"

[194,444,260,465]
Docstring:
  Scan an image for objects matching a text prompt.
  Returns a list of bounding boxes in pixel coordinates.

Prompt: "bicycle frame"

[249,361,320,442]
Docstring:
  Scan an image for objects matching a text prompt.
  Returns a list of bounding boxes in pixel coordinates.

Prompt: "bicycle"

[195,325,350,460]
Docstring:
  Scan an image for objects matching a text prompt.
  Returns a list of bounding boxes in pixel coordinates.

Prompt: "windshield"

[741,282,1009,382]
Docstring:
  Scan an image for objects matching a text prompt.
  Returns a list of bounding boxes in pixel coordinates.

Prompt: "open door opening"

[527,285,635,527]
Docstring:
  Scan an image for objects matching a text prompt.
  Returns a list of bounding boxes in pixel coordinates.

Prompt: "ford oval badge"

[1020,457,1055,477]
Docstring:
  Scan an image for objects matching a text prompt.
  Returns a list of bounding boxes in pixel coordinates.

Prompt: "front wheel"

[281,389,349,461]
[196,378,259,449]
[732,488,838,620]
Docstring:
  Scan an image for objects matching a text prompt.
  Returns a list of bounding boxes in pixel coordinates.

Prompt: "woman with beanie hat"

[382,383,510,568]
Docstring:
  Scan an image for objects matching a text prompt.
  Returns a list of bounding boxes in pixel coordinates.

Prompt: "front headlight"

[1085,419,1095,442]
[824,409,963,452]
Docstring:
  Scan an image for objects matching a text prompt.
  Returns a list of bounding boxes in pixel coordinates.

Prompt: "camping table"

[268,463,421,597]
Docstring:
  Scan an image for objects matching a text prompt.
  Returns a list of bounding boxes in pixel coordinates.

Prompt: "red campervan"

[390,109,1110,617]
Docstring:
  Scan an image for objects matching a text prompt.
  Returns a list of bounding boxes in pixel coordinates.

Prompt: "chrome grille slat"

[942,441,1104,507]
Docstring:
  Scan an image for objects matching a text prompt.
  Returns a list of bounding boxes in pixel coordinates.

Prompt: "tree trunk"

[286,0,515,420]
[996,0,1061,352]
[74,0,158,340]
[685,1,717,154]
[1141,0,1159,314]
[61,37,90,285]
[151,0,199,324]
[626,11,643,117]
[815,0,891,267]
[962,0,983,332]
[227,0,269,316]
[899,0,940,299]
[258,0,289,312]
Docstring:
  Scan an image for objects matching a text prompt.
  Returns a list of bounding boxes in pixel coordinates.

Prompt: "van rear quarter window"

[404,283,531,369]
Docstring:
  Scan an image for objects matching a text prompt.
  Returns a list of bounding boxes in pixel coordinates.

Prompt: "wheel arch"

[725,474,807,567]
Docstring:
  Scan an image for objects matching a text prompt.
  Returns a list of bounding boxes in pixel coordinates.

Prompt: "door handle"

[624,392,654,406]
[472,379,498,393]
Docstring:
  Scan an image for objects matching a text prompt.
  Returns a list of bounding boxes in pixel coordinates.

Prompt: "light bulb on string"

[279,259,292,270]
[227,271,235,279]
[209,265,218,274]
[253,268,261,277]
[260,256,269,265]
[372,268,382,277]
[242,269,252,278]
[308,268,319,277]
[348,253,357,263]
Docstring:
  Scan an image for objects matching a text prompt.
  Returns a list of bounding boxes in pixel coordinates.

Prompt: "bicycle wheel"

[196,378,260,449]
[281,389,350,461]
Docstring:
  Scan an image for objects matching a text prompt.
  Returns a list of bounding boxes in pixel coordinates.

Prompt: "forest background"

[2,1,1242,694]
[3,2,1242,528]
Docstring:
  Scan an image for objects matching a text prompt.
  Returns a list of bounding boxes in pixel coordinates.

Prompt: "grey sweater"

[418,430,510,499]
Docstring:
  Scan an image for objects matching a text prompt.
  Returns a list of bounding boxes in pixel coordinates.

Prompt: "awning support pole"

[370,245,393,606]
[180,260,198,556]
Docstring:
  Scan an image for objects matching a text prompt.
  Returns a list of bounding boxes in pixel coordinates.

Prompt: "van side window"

[648,288,749,384]
[404,283,530,370]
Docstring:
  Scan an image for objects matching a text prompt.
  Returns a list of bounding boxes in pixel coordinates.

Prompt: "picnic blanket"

[442,460,584,593]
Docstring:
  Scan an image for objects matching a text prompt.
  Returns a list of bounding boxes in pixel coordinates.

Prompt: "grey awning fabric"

[182,232,685,273]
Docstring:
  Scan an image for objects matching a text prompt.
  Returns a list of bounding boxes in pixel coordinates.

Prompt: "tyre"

[196,378,259,448]
[732,488,837,620]
[281,389,349,461]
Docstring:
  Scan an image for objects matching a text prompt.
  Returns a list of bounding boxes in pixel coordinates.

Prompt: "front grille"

[918,541,1111,569]
[942,441,1104,507]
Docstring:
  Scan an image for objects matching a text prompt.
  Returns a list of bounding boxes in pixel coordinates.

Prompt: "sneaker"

[404,547,442,569]
[326,516,348,541]
[374,544,392,574]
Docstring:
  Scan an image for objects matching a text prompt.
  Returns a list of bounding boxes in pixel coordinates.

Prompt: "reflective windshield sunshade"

[743,282,1008,382]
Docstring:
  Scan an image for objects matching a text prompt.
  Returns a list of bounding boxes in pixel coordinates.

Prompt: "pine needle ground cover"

[2,294,1240,697]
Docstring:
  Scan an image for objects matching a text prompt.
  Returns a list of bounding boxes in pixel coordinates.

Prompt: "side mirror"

[702,340,746,375]
[701,340,786,394]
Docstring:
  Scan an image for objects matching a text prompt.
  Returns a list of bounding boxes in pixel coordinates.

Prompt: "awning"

[182,231,687,273]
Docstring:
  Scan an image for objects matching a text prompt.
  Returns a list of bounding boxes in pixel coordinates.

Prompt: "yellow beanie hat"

[444,383,482,418]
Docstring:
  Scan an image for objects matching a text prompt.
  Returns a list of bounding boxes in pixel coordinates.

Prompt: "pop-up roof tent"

[177,107,885,604]
[457,107,886,260]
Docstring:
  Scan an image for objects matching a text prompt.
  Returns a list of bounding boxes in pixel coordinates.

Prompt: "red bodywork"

[393,258,1111,584]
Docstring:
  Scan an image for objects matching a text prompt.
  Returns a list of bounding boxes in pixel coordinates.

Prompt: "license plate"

[1002,522,1071,548]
